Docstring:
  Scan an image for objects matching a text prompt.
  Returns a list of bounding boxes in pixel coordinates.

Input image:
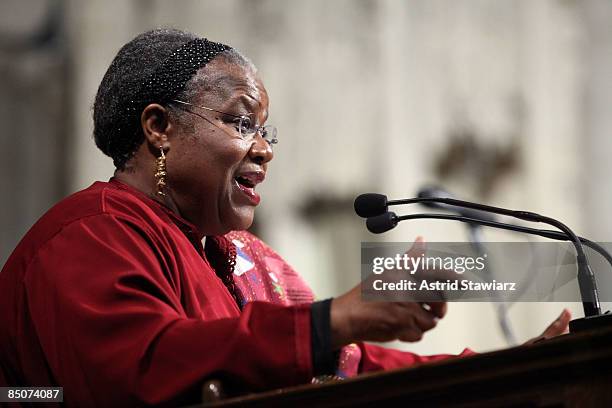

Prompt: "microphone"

[354,193,612,332]
[356,193,608,261]
[417,186,497,223]
[365,210,612,267]
[354,193,388,218]
[355,192,543,223]
[366,212,397,234]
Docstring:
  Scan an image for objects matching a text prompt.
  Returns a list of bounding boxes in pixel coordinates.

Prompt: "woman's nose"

[248,133,274,165]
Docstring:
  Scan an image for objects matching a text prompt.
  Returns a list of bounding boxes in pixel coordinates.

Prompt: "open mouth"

[235,176,256,189]
[233,172,264,205]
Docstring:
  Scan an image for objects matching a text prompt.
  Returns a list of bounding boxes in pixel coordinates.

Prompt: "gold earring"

[155,147,167,197]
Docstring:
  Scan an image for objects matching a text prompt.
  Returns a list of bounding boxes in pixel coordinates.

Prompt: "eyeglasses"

[170,99,278,146]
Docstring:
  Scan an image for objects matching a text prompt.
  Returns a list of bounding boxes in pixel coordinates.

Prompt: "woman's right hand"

[330,237,447,349]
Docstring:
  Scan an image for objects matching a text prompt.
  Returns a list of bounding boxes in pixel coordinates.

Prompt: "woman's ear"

[141,103,172,149]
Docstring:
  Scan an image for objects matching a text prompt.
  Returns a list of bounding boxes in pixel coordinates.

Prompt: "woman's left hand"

[524,308,572,345]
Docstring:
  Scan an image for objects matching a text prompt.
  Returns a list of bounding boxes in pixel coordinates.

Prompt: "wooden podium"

[200,325,612,407]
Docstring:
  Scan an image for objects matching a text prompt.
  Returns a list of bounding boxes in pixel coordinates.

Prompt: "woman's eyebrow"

[224,93,261,113]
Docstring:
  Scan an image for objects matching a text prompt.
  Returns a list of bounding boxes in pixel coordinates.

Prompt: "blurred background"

[1,0,612,355]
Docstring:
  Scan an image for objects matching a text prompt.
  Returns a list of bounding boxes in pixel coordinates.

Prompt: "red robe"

[0,179,472,406]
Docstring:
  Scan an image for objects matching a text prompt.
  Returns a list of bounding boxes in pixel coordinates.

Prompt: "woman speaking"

[0,29,569,406]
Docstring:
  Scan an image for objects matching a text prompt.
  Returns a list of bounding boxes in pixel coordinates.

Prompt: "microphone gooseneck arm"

[387,197,601,316]
[393,212,612,272]
[360,193,602,317]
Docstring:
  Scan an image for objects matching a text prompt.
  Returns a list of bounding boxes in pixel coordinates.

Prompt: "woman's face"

[166,58,273,235]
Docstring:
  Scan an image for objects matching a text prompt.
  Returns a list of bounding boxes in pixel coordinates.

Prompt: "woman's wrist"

[330,296,354,349]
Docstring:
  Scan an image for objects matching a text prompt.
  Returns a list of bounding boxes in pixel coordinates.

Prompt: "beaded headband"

[134,37,231,109]
[116,38,232,154]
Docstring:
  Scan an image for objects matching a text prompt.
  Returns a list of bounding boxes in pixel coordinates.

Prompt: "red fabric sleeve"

[23,214,312,406]
[358,343,476,373]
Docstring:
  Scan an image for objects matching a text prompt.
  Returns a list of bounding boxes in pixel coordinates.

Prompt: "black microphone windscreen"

[354,193,388,218]
[366,212,398,234]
